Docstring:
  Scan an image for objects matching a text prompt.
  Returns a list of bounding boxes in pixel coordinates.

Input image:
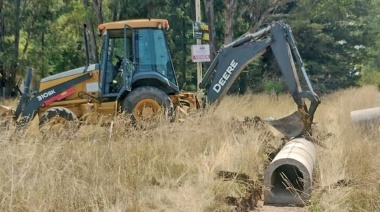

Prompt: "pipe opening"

[271,164,304,196]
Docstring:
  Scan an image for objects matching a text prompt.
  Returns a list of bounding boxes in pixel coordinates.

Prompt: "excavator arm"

[199,21,320,137]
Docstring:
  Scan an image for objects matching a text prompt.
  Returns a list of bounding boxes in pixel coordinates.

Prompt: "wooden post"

[195,0,202,91]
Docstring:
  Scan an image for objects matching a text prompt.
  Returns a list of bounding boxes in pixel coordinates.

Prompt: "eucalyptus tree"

[360,0,380,88]
[0,0,21,96]
[1,0,378,97]
[0,0,6,95]
[286,0,374,92]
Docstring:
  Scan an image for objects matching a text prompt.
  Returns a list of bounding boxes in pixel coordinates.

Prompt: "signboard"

[193,21,210,41]
[191,44,211,62]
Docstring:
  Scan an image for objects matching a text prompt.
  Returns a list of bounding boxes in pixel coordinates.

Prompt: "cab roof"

[98,19,169,34]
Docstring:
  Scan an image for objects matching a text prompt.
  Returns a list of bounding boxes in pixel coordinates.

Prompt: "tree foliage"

[0,0,379,97]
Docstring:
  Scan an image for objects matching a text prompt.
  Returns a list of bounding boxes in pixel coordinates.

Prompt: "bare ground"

[254,201,307,212]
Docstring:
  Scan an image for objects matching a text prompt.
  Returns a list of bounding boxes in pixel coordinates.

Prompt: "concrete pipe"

[351,107,380,124]
[264,138,316,205]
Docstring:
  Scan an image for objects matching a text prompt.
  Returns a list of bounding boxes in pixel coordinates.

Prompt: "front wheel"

[39,106,79,136]
[122,86,174,128]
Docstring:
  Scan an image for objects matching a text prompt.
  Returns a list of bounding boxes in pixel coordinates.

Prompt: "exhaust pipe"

[83,24,90,67]
[264,138,316,205]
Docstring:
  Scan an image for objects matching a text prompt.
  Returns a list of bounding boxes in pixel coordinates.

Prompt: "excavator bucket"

[265,111,304,138]
[0,105,15,128]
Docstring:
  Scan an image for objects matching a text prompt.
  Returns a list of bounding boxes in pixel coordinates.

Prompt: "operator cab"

[98,19,179,99]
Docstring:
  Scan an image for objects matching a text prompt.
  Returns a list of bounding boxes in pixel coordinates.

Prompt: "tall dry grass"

[0,86,379,211]
[309,86,380,212]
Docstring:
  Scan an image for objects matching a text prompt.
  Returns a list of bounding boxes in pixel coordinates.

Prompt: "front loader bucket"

[266,111,304,138]
[0,105,15,128]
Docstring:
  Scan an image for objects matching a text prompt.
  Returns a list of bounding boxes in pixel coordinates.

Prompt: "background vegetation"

[1,0,380,96]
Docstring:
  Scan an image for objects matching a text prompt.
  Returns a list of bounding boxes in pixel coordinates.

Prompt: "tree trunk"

[203,0,217,59]
[146,2,155,18]
[111,0,121,21]
[87,20,99,63]
[83,0,100,63]
[249,0,296,32]
[41,32,45,78]
[6,0,21,97]
[0,0,3,98]
[224,0,236,44]
[14,0,20,64]
[21,31,32,60]
[91,0,103,63]
[0,0,3,39]
[181,18,187,88]
[0,0,4,45]
[92,0,103,24]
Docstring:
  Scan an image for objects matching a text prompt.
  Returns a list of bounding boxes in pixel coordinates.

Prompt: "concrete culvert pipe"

[351,107,380,124]
[264,138,316,205]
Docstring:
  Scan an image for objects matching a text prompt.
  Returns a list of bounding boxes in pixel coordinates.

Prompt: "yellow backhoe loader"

[0,19,320,137]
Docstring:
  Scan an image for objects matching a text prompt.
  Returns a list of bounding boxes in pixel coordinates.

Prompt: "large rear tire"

[122,86,174,128]
[39,107,79,136]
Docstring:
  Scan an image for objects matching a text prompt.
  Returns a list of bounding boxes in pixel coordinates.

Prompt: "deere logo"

[213,60,238,93]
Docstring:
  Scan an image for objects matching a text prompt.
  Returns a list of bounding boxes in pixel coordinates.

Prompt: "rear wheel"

[122,86,174,128]
[39,107,79,135]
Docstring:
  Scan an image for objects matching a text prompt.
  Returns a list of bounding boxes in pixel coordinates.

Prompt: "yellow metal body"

[38,69,118,124]
[98,19,169,35]
[37,69,200,124]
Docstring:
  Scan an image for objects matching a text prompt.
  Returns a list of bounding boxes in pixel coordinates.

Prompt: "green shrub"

[264,80,284,94]
[360,69,380,90]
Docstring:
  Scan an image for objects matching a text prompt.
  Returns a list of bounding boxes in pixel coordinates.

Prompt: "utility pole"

[195,0,202,91]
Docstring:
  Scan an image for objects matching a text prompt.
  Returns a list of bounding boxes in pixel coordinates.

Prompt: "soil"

[253,201,307,212]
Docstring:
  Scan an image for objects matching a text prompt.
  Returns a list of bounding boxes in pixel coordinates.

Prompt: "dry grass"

[0,86,379,211]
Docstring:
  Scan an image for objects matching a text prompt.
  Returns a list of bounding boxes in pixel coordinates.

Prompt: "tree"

[0,0,379,97]
[235,0,297,33]
[203,0,218,57]
[224,0,236,44]
[0,0,22,97]
[83,0,103,63]
[357,0,380,88]
[0,0,5,96]
[286,0,373,92]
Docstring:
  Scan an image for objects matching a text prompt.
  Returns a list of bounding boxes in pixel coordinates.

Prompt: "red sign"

[192,55,210,60]
[191,45,211,62]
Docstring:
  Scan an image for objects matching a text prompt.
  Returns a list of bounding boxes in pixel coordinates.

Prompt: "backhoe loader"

[0,19,320,137]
